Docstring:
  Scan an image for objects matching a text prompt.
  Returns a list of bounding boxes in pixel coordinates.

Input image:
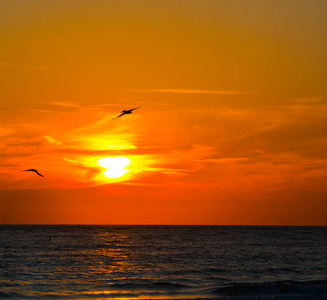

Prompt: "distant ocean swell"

[1,280,327,299]
[211,279,327,298]
[1,225,327,299]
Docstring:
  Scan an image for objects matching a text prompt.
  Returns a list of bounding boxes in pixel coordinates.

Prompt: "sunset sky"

[1,0,327,225]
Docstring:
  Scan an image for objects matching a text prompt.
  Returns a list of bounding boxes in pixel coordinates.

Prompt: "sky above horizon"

[1,0,327,225]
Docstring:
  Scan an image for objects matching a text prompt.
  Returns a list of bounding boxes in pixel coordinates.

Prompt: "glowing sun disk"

[97,157,131,179]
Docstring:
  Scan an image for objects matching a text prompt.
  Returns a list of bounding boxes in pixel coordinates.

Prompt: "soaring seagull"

[21,169,44,177]
[112,106,141,119]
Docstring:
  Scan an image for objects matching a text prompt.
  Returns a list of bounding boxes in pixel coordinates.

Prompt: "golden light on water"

[97,157,132,179]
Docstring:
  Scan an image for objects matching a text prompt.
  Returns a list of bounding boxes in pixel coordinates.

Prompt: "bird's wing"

[130,106,141,111]
[35,171,44,177]
[22,169,44,177]
[112,112,126,119]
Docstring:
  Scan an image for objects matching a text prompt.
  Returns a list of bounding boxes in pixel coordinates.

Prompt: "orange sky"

[1,0,327,225]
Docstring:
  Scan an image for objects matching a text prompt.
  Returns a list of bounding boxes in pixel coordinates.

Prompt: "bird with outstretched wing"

[112,106,141,119]
[21,169,44,177]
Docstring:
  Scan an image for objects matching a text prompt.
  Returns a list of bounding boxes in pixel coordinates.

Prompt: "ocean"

[0,225,327,299]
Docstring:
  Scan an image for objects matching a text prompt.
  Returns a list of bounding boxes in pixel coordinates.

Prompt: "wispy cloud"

[0,127,17,137]
[45,136,62,145]
[130,88,252,95]
[197,158,254,164]
[47,101,80,108]
[292,96,326,104]
[0,61,52,70]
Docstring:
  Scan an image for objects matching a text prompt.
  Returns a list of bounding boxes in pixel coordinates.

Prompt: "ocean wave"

[209,279,327,297]
[2,281,327,299]
[2,226,327,300]
[109,281,189,290]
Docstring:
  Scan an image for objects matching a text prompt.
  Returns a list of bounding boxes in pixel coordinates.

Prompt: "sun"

[97,156,131,179]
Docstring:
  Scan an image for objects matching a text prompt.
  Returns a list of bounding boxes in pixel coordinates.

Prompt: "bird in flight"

[112,106,141,119]
[21,169,44,177]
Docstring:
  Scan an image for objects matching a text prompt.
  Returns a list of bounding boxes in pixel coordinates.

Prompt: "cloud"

[197,158,254,164]
[0,61,52,70]
[130,88,252,95]
[47,101,80,108]
[0,127,17,137]
[292,96,326,104]
[45,136,62,145]
[2,91,327,192]
[63,157,100,179]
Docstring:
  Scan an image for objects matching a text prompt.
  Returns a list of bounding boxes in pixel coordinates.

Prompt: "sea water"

[1,225,327,299]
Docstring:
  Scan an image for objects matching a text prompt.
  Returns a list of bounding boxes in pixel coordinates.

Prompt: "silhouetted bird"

[21,169,44,177]
[112,106,141,119]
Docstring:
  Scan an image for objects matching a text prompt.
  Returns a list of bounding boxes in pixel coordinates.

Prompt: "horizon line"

[0,224,325,227]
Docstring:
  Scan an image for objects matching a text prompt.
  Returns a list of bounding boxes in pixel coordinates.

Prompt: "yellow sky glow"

[98,157,131,179]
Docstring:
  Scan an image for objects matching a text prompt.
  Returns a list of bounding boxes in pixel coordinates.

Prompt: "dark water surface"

[1,225,327,299]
